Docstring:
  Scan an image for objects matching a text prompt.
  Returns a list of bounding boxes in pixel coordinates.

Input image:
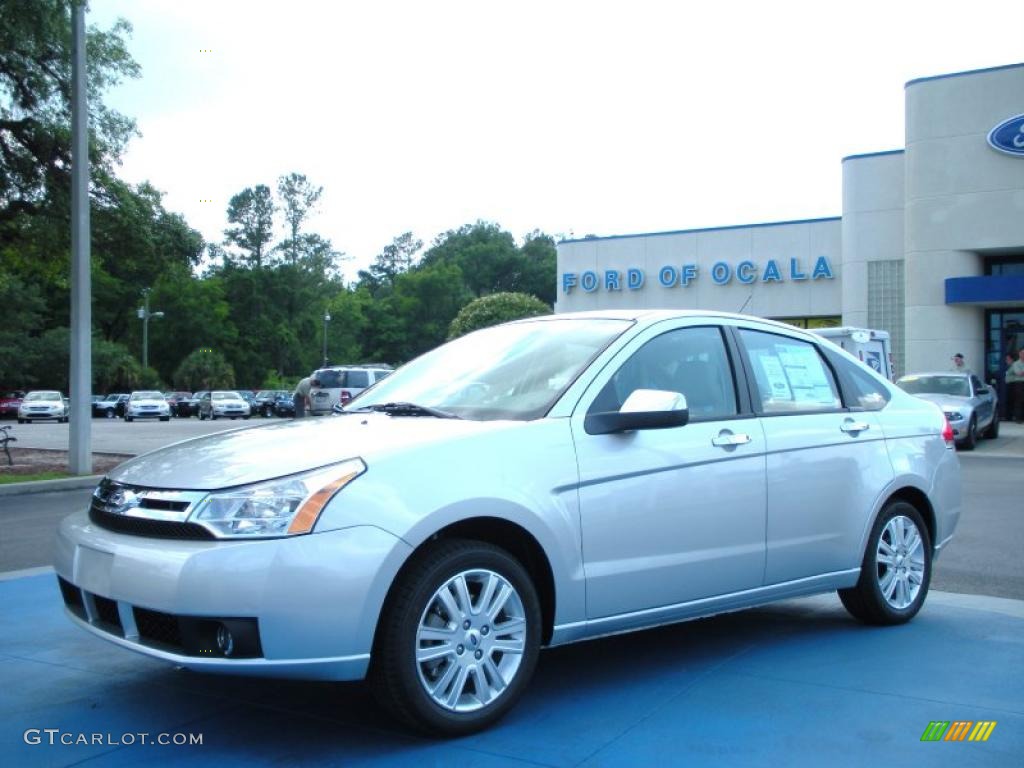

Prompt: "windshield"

[131,391,163,401]
[349,318,631,420]
[897,375,970,397]
[212,392,240,400]
[25,391,60,401]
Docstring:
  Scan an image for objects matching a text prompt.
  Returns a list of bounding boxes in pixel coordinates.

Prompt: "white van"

[814,327,895,380]
[309,365,393,415]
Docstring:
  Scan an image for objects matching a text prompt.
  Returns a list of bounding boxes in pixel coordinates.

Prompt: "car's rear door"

[734,326,894,585]
[571,321,767,620]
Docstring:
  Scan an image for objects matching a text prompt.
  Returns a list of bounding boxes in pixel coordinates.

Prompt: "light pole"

[137,288,165,370]
[322,312,331,367]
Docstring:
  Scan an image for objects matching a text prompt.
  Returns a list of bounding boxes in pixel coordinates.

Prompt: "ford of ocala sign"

[562,256,834,294]
[988,113,1024,157]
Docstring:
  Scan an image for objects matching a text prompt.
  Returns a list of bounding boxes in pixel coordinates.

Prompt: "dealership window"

[985,256,1024,276]
[774,316,842,329]
[867,259,905,378]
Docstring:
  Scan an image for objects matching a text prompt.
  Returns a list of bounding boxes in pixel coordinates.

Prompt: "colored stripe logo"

[921,721,996,742]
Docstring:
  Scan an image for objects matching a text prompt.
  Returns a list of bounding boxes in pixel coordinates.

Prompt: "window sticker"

[776,344,835,404]
[754,350,793,401]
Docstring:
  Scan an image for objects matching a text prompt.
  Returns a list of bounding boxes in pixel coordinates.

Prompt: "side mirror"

[585,389,689,435]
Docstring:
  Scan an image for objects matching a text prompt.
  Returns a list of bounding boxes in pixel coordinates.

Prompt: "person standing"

[293,375,313,418]
[1007,349,1024,424]
[950,353,971,375]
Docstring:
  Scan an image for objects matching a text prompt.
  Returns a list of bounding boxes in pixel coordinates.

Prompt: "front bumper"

[126,410,169,419]
[55,510,412,680]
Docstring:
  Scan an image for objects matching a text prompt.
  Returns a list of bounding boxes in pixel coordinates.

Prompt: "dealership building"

[556,63,1024,381]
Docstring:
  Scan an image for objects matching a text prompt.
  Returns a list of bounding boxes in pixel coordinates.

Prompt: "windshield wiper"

[345,402,462,419]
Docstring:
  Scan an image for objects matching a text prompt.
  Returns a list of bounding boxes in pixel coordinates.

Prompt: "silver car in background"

[55,311,961,735]
[896,372,998,450]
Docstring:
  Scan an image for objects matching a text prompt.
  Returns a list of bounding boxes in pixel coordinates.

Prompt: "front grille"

[93,595,123,635]
[89,504,215,540]
[134,607,184,651]
[58,576,86,619]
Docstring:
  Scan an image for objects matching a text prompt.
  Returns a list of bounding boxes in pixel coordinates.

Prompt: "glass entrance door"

[987,310,1024,417]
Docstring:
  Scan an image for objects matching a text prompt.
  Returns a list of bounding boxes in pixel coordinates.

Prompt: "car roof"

[516,309,818,337]
[898,372,970,379]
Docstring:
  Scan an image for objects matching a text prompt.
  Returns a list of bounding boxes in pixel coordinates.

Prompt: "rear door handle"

[712,432,752,447]
[841,420,870,434]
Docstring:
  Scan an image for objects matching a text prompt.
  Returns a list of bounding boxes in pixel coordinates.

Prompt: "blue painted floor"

[2,573,1021,767]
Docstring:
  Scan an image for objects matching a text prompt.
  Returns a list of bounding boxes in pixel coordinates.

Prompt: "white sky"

[89,0,1023,281]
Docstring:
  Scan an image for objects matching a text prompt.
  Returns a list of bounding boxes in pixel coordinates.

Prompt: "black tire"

[17,418,25,424]
[959,416,977,450]
[125,416,133,423]
[984,413,999,439]
[104,409,115,419]
[369,539,542,736]
[160,416,169,422]
[243,415,251,420]
[839,501,932,625]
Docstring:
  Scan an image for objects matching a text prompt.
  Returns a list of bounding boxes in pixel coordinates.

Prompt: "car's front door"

[970,374,995,427]
[571,323,767,620]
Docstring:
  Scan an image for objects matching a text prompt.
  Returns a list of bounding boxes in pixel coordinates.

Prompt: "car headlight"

[191,458,366,538]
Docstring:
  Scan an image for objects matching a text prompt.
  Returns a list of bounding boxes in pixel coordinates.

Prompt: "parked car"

[18,390,68,423]
[272,391,296,417]
[0,390,25,419]
[56,311,960,736]
[309,365,392,415]
[164,392,194,418]
[123,391,171,422]
[197,390,251,420]
[254,390,288,417]
[896,372,998,449]
[93,394,129,419]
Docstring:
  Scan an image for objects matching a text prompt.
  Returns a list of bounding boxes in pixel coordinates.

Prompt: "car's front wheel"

[959,416,977,450]
[104,409,115,419]
[985,413,999,439]
[839,501,931,625]
[370,539,541,736]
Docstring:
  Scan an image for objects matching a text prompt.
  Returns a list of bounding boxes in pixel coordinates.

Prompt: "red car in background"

[0,391,25,419]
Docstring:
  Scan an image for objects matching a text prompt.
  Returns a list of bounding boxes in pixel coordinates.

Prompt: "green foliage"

[448,292,551,339]
[91,338,142,392]
[173,348,235,391]
[224,185,275,267]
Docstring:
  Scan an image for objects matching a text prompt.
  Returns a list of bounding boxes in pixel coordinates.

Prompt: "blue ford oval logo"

[988,113,1024,157]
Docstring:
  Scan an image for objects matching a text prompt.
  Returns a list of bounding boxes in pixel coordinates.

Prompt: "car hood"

[128,399,166,406]
[108,414,520,490]
[910,393,972,411]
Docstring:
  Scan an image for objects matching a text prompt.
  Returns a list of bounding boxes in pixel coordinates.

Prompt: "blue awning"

[945,276,1024,306]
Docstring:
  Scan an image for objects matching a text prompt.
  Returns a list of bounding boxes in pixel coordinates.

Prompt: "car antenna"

[738,292,753,314]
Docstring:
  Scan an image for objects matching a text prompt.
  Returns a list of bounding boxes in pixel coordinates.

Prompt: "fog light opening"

[216,623,235,657]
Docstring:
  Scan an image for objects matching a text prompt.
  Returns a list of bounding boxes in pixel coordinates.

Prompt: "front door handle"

[712,432,752,447]
[841,420,870,434]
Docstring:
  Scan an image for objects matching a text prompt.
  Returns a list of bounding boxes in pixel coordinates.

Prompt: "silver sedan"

[56,311,961,735]
[895,372,999,449]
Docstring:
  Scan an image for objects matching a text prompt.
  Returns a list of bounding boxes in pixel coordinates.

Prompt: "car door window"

[825,351,892,411]
[739,329,841,414]
[970,375,984,395]
[347,370,370,388]
[589,326,737,421]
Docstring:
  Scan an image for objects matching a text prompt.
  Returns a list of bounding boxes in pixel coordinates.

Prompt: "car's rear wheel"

[839,501,931,625]
[370,539,541,736]
[985,413,999,439]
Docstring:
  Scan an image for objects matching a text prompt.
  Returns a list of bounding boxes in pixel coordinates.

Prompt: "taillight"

[942,417,955,448]
[340,391,352,404]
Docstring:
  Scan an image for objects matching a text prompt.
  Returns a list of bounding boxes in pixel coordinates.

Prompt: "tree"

[420,221,521,297]
[360,231,422,293]
[0,0,140,230]
[276,173,322,264]
[224,185,275,268]
[518,231,557,305]
[173,348,235,391]
[448,292,551,339]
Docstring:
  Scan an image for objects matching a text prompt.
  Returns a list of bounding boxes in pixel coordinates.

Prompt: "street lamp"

[322,312,331,367]
[137,288,165,370]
